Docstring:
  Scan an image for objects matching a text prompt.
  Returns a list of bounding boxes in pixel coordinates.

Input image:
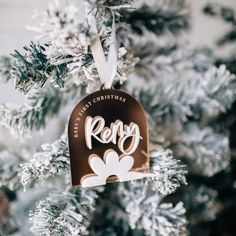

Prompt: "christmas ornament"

[68,17,149,188]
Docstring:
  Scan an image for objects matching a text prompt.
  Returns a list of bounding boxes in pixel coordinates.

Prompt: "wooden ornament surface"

[68,88,149,187]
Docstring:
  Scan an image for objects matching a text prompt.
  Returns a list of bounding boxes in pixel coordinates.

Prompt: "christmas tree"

[0,0,236,235]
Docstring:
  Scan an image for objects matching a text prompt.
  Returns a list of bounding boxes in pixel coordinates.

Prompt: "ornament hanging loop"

[100,84,106,90]
[90,14,117,89]
[100,83,114,90]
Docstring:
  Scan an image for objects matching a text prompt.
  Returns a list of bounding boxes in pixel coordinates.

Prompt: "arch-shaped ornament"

[68,89,149,188]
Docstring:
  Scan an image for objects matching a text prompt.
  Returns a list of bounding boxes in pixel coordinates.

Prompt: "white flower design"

[81,149,145,187]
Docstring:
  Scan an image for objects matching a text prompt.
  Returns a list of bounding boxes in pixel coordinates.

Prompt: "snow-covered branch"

[20,133,69,189]
[176,123,230,176]
[148,149,187,195]
[120,181,186,236]
[29,187,101,236]
[135,65,236,124]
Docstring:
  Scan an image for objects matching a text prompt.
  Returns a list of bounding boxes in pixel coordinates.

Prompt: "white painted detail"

[81,149,145,187]
[85,116,142,155]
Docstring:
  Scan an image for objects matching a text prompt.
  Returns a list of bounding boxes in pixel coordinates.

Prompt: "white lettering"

[84,116,142,154]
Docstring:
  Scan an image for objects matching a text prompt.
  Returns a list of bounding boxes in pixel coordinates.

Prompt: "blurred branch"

[0,56,11,83]
[121,3,190,36]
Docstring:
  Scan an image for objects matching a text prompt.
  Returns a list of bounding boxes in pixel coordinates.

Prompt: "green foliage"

[0,151,24,190]
[0,186,17,201]
[0,86,62,136]
[0,83,84,137]
[203,3,236,46]
[121,3,190,36]
[204,3,236,25]
[11,43,67,93]
[203,3,236,76]
[0,56,11,83]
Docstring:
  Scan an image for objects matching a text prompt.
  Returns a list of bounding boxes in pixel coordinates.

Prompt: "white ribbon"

[86,16,117,89]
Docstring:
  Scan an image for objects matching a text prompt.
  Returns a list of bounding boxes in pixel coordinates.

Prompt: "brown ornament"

[68,88,149,188]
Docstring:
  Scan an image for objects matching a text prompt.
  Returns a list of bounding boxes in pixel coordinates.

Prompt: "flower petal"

[118,155,134,172]
[81,175,106,187]
[104,149,119,172]
[89,154,106,176]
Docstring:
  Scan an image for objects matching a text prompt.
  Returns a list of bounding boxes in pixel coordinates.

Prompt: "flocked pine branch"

[0,56,11,83]
[182,185,218,224]
[217,28,236,46]
[88,184,132,236]
[88,0,190,38]
[25,0,191,92]
[0,150,27,190]
[20,133,69,189]
[1,0,192,98]
[203,3,236,74]
[148,149,187,195]
[132,43,213,79]
[203,3,236,46]
[0,83,84,137]
[89,0,191,75]
[199,65,236,120]
[27,1,136,90]
[84,0,132,22]
[7,0,192,95]
[203,3,236,25]
[120,1,190,36]
[11,43,67,93]
[175,122,230,176]
[117,149,187,235]
[0,86,63,137]
[29,187,100,236]
[120,182,186,236]
[9,182,62,236]
[85,0,132,9]
[135,65,236,124]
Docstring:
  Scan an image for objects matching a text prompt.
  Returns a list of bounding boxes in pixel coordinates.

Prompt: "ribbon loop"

[90,36,107,86]
[89,15,117,89]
